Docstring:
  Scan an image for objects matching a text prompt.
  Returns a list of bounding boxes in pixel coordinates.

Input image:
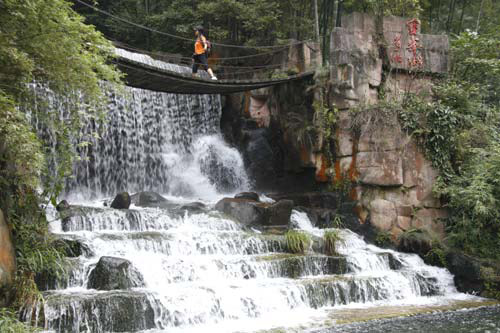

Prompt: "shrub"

[375,231,392,247]
[0,308,37,333]
[324,230,342,256]
[285,230,311,254]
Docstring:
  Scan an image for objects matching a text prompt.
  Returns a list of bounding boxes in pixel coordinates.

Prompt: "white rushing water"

[28,50,481,333]
[31,207,477,333]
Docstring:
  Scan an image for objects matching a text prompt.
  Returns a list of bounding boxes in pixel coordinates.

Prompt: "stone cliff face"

[0,208,16,307]
[221,80,321,193]
[222,12,450,243]
[325,13,449,241]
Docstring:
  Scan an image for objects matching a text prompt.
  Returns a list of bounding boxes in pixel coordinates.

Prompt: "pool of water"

[314,305,500,333]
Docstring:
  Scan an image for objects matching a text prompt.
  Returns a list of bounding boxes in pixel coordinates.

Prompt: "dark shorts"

[192,53,208,73]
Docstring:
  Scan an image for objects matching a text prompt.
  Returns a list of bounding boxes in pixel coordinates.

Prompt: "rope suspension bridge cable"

[75,0,311,50]
[115,41,292,61]
[116,42,305,71]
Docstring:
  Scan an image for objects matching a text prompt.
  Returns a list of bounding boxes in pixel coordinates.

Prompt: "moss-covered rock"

[42,290,157,332]
[110,192,131,209]
[87,256,144,290]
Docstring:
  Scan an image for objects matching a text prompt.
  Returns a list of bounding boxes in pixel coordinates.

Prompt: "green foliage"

[0,0,121,99]
[285,230,311,254]
[398,30,500,260]
[324,230,342,256]
[343,0,422,17]
[81,0,314,54]
[0,308,38,333]
[330,215,345,229]
[375,231,392,247]
[283,112,317,150]
[0,0,122,317]
[451,30,500,105]
[0,93,44,193]
[424,241,447,267]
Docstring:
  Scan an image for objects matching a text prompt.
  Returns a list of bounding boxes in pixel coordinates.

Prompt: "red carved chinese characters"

[391,34,403,64]
[390,18,424,69]
[406,18,423,69]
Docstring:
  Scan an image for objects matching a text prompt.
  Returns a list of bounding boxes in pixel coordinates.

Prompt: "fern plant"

[285,230,311,254]
[324,230,342,256]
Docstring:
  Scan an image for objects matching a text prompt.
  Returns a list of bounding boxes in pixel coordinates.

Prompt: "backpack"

[204,38,212,56]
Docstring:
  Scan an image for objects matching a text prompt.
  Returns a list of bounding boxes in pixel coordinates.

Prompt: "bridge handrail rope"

[114,40,293,62]
[114,56,314,88]
[115,48,310,82]
[76,0,312,51]
[114,41,306,72]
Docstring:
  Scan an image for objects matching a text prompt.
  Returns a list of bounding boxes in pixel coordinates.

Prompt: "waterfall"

[31,58,248,200]
[28,49,484,333]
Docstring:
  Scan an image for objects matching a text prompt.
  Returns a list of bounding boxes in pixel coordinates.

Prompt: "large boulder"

[42,291,157,332]
[110,192,131,209]
[88,256,145,290]
[234,192,260,202]
[268,200,294,225]
[269,192,341,210]
[215,198,267,226]
[445,251,484,294]
[397,229,433,257]
[56,200,70,212]
[131,191,172,209]
[215,198,293,227]
[59,206,107,232]
[0,209,15,307]
[179,202,206,214]
[56,238,93,258]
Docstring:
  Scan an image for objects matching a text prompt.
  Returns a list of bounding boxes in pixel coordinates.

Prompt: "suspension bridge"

[113,48,315,95]
[75,0,317,95]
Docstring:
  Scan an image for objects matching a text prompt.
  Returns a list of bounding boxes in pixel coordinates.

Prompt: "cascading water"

[29,49,488,332]
[30,73,247,199]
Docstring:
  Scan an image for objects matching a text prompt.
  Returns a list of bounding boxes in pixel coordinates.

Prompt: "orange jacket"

[194,35,207,55]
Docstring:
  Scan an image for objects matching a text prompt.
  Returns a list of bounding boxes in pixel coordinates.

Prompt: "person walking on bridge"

[192,26,217,80]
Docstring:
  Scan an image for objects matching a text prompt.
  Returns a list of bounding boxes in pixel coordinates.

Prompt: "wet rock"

[235,192,260,202]
[56,200,70,212]
[397,229,432,257]
[215,198,293,226]
[55,238,93,258]
[215,198,267,226]
[88,256,145,290]
[445,251,483,294]
[110,192,131,209]
[42,291,157,332]
[131,191,173,209]
[0,209,15,307]
[268,199,294,226]
[269,192,341,210]
[179,202,206,213]
[35,258,79,291]
[278,255,349,278]
[59,206,106,232]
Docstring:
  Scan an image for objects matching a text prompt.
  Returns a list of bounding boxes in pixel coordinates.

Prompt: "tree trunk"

[336,0,343,27]
[476,0,485,32]
[457,0,466,33]
[314,0,320,44]
[446,0,457,33]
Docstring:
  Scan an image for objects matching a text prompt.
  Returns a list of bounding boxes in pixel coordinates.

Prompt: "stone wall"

[324,13,450,240]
